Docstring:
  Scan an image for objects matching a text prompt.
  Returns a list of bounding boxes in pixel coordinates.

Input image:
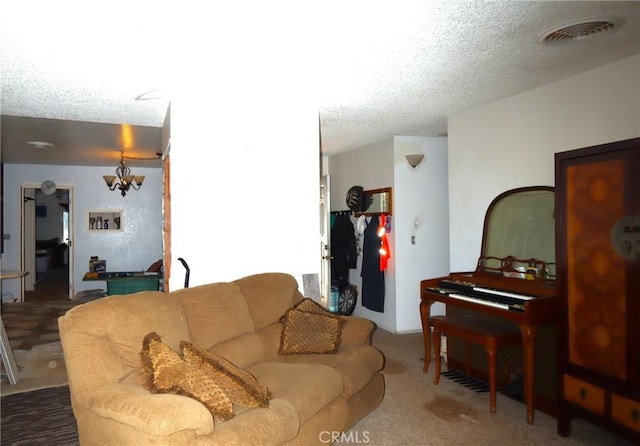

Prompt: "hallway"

[25,267,70,303]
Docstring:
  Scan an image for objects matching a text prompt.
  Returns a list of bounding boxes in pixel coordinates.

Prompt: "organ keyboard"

[426,278,539,312]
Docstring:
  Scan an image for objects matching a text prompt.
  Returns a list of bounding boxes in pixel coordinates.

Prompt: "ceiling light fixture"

[103,152,145,197]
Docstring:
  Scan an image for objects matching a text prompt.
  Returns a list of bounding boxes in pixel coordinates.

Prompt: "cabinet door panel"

[556,139,640,442]
[566,157,626,379]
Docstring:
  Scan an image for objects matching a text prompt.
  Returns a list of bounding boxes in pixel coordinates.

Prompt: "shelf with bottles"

[88,211,122,231]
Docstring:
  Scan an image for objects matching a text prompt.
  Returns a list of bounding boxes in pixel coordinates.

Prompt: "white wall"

[164,5,323,291]
[2,164,163,300]
[448,54,640,272]
[168,88,320,291]
[393,136,449,331]
[327,136,449,333]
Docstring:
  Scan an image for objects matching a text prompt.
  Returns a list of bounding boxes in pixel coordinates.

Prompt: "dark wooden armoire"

[555,137,640,442]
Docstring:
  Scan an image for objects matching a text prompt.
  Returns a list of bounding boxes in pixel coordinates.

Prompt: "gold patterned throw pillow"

[140,332,235,421]
[180,341,272,408]
[278,298,331,324]
[279,308,343,355]
[293,297,329,314]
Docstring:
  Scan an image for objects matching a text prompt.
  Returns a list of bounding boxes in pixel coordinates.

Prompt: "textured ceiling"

[1,1,639,166]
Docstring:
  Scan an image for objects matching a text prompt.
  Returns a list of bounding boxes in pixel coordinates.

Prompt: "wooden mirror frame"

[355,187,393,216]
[480,186,555,279]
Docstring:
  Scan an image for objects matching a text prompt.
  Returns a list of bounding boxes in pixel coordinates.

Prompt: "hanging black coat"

[330,214,357,291]
[361,215,385,312]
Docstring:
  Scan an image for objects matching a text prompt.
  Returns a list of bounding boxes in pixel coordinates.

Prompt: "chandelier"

[103,152,145,197]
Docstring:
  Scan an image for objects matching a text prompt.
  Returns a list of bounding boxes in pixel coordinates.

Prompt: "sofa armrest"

[90,383,214,437]
[339,316,376,347]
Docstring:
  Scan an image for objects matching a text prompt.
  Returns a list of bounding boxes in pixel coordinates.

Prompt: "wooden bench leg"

[486,342,497,413]
[465,340,472,376]
[433,326,442,385]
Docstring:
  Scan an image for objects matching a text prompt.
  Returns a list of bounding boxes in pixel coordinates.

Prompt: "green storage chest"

[106,277,160,295]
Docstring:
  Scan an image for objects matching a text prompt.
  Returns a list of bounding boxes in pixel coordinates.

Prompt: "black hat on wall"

[346,186,372,213]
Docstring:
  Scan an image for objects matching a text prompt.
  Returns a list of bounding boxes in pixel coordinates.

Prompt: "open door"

[320,175,331,309]
[22,187,36,298]
[21,184,74,301]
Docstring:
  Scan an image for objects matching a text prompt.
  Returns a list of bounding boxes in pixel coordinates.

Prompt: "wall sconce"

[103,152,145,197]
[405,154,425,169]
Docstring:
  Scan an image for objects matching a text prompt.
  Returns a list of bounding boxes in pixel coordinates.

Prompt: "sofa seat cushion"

[247,362,343,423]
[273,345,384,398]
[201,399,299,445]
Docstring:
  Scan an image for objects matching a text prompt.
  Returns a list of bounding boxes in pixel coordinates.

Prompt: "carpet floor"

[1,268,96,393]
[2,301,80,351]
[2,266,87,351]
[1,328,636,445]
[1,386,78,445]
[347,329,636,446]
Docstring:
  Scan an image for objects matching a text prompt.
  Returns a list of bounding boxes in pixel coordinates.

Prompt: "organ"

[420,186,557,425]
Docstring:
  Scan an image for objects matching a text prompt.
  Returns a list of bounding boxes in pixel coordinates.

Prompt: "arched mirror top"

[479,186,555,280]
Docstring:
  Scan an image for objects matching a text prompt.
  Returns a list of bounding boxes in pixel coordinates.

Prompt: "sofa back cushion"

[58,291,189,401]
[208,332,266,368]
[175,282,256,350]
[233,273,303,330]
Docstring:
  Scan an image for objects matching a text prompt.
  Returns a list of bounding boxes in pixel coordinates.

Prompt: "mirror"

[480,186,555,279]
[356,187,392,216]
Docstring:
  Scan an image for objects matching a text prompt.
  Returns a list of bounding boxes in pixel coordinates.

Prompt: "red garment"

[378,215,391,271]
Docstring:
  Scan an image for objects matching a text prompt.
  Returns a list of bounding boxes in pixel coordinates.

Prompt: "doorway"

[320,175,330,309]
[21,185,73,302]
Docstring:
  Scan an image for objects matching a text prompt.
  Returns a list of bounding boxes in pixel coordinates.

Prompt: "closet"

[555,137,640,441]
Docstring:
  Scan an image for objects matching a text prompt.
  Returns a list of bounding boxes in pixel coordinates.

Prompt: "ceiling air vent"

[537,17,619,46]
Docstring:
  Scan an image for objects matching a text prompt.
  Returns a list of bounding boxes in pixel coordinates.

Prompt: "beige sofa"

[59,272,385,445]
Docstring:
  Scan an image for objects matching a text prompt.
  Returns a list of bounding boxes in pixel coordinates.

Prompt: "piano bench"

[430,314,522,413]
